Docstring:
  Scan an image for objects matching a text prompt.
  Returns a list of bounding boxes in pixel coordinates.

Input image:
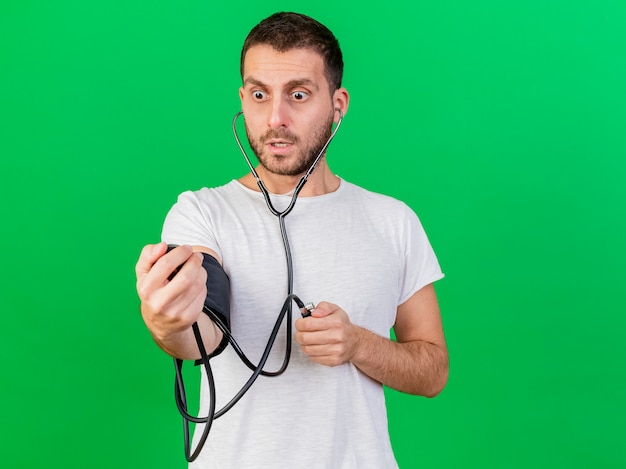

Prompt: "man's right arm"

[135,242,223,360]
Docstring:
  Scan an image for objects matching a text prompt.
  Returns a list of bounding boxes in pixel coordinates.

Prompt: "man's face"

[239,45,336,177]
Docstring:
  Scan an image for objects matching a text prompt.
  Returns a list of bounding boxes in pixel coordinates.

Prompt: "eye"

[252,90,267,100]
[291,90,308,101]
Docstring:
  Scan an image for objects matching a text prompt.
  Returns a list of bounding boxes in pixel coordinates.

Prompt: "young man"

[135,12,448,468]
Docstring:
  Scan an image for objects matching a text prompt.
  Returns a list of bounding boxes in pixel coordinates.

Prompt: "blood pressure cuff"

[165,245,231,358]
[200,252,231,358]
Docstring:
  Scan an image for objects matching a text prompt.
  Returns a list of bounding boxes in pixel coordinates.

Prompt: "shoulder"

[338,180,431,246]
[340,179,414,217]
[171,180,249,212]
[176,179,241,202]
[162,180,248,248]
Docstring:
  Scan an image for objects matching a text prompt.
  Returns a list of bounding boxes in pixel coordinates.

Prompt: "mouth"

[267,139,292,147]
[265,138,294,155]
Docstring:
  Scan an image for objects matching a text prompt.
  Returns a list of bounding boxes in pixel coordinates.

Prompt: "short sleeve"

[161,190,222,259]
[398,203,444,305]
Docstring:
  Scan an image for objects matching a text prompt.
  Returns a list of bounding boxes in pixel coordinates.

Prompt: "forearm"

[150,313,223,361]
[351,326,448,397]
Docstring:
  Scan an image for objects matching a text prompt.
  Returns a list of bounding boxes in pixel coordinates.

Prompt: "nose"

[267,97,289,129]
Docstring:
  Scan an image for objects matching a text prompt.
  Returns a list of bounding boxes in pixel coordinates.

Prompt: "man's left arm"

[294,283,448,397]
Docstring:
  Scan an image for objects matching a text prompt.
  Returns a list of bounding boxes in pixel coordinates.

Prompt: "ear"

[332,87,350,122]
[239,86,245,103]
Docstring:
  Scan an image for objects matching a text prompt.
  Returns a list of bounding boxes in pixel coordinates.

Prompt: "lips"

[261,130,299,156]
[266,139,293,155]
[268,139,292,147]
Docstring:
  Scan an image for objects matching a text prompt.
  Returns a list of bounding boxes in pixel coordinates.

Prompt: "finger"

[137,245,196,300]
[294,317,306,332]
[295,328,336,346]
[300,343,332,357]
[151,245,195,283]
[135,242,167,277]
[299,344,345,367]
[141,255,207,328]
[295,317,326,333]
[150,272,207,329]
[158,251,205,302]
[164,249,203,283]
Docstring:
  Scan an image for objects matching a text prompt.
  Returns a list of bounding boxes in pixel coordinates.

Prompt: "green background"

[1,1,624,467]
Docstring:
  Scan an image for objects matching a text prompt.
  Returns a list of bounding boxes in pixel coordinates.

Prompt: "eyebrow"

[243,77,319,91]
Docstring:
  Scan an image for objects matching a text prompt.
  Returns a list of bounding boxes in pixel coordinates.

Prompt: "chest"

[215,198,404,337]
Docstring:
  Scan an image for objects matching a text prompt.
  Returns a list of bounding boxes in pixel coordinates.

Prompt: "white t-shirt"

[162,178,444,469]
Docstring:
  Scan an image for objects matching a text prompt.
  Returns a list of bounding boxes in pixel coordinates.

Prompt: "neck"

[239,160,340,197]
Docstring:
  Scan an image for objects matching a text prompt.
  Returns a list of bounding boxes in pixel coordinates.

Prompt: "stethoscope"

[174,108,344,462]
[231,107,344,294]
[232,108,344,218]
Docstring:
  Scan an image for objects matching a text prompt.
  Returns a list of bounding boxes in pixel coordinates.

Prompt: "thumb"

[311,301,334,318]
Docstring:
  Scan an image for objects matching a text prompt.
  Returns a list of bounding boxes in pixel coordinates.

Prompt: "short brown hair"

[240,12,344,93]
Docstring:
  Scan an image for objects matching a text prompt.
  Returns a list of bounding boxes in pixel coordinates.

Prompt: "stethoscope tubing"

[231,108,344,218]
[175,108,344,461]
